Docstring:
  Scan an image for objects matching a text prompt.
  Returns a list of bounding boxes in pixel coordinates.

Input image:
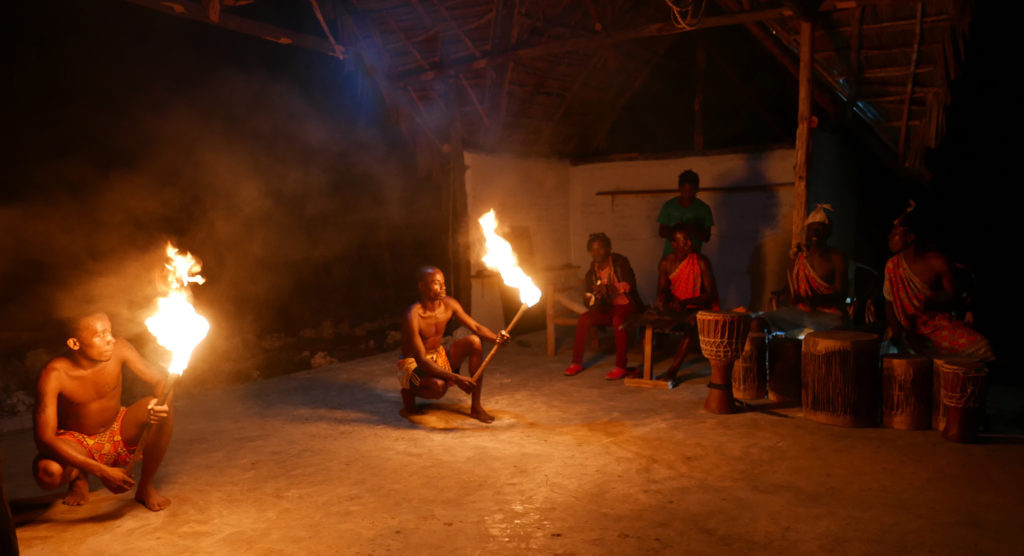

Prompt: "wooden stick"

[471,303,529,382]
[124,374,177,474]
[596,183,794,196]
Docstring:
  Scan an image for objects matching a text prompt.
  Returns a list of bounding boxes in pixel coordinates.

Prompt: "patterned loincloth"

[57,406,137,467]
[397,346,452,389]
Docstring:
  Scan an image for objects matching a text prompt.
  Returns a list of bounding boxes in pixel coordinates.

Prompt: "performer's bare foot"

[62,475,90,506]
[469,406,495,423]
[400,389,420,417]
[399,406,425,419]
[135,486,171,511]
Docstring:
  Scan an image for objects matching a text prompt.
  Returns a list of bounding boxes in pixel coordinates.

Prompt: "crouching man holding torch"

[399,266,510,423]
[33,313,174,511]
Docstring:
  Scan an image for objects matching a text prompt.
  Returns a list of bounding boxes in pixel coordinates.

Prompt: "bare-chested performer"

[884,206,993,360]
[757,204,848,336]
[33,312,173,511]
[399,266,510,423]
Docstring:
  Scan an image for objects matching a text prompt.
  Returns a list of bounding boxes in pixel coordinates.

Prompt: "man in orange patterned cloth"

[656,226,719,380]
[758,204,847,336]
[33,313,174,511]
[883,207,993,361]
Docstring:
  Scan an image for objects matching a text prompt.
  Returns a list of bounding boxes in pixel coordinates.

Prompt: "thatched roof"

[117,0,973,171]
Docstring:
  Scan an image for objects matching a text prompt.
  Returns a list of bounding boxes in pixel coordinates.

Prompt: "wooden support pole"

[446,78,471,307]
[792,19,814,250]
[899,2,923,164]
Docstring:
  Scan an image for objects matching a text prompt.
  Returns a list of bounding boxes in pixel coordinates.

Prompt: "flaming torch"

[127,243,210,471]
[145,243,210,384]
[471,210,542,382]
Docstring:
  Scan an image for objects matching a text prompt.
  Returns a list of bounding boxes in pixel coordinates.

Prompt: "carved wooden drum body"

[733,332,767,400]
[881,354,932,430]
[935,357,988,443]
[696,311,751,361]
[801,330,881,427]
[696,311,751,414]
[767,337,802,403]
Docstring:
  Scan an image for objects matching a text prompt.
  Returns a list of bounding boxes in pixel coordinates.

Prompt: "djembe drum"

[733,332,767,400]
[801,331,881,427]
[767,337,802,402]
[881,354,932,430]
[696,311,751,414]
[936,358,988,443]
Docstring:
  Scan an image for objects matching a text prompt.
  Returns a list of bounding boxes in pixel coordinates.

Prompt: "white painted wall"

[464,151,572,329]
[568,150,796,310]
[463,148,798,319]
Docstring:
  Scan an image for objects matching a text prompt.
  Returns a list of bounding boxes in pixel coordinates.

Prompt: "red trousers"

[571,302,635,369]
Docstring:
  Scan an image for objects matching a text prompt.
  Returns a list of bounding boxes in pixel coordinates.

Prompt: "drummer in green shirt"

[657,169,714,258]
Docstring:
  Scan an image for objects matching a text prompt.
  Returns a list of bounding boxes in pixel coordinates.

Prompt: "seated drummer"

[883,205,993,361]
[756,204,848,336]
[564,233,644,380]
[656,225,719,380]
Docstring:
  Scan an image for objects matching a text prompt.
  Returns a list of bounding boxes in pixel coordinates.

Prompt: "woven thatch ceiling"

[117,0,973,169]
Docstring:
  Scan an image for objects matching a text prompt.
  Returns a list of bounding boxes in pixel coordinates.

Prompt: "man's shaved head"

[416,266,446,301]
[417,265,442,284]
[64,311,109,340]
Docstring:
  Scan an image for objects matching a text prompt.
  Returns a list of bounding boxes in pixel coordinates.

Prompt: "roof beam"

[430,0,483,58]
[395,5,801,85]
[118,0,341,58]
[309,0,346,58]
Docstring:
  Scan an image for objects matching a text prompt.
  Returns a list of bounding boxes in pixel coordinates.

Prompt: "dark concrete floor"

[3,330,1023,555]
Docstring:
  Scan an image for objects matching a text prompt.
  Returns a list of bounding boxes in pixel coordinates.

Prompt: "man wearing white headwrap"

[755,203,848,335]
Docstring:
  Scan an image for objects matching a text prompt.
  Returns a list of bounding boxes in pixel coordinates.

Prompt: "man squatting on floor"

[33,312,173,511]
[398,266,510,423]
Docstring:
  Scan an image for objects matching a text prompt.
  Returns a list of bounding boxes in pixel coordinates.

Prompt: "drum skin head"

[934,357,986,372]
[802,330,879,352]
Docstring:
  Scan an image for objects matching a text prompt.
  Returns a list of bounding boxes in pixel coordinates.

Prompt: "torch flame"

[478,210,542,307]
[145,243,210,376]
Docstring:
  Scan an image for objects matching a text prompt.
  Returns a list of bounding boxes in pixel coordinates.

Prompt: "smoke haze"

[1,1,447,381]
